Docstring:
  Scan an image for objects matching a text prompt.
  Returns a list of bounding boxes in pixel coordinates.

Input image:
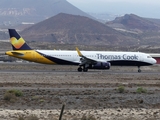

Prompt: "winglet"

[76,47,83,57]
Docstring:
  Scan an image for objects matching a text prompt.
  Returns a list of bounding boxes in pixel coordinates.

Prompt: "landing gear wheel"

[138,69,141,73]
[138,66,141,73]
[78,67,82,72]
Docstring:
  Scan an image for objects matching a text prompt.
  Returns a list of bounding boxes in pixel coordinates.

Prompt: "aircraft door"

[72,53,76,62]
[139,54,143,62]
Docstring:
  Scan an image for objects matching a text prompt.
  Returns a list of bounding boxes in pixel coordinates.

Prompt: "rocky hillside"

[106,14,160,45]
[106,14,160,31]
[2,13,160,46]
[20,13,137,46]
[0,0,92,26]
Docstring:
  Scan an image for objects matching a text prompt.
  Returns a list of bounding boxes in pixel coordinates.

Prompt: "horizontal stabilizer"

[11,52,24,56]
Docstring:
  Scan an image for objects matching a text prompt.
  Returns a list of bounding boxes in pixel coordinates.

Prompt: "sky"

[67,0,160,18]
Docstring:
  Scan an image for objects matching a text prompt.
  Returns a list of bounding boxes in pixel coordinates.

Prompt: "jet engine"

[88,62,111,69]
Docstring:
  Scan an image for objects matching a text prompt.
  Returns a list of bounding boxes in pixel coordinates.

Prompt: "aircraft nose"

[152,58,157,64]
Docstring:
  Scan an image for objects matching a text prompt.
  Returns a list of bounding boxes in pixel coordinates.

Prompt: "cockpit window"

[147,56,152,58]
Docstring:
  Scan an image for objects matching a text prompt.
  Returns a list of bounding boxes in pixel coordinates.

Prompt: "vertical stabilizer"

[8,29,32,50]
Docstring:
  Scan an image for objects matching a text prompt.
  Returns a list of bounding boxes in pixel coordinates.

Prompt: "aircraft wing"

[76,47,106,66]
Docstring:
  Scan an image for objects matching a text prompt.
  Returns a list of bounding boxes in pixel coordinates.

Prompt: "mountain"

[106,14,160,32]
[0,0,93,26]
[20,13,136,46]
[106,14,160,45]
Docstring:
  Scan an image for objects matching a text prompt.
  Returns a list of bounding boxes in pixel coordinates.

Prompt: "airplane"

[5,29,156,72]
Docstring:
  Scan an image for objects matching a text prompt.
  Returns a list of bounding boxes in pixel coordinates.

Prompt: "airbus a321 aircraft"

[5,29,156,72]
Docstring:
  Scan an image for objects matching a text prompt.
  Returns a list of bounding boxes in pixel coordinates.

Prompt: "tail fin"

[8,29,32,50]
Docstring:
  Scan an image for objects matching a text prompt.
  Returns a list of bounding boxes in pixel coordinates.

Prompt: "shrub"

[81,115,96,120]
[7,89,23,97]
[4,89,23,102]
[39,99,45,103]
[117,86,125,93]
[4,92,17,102]
[31,96,40,100]
[136,87,147,93]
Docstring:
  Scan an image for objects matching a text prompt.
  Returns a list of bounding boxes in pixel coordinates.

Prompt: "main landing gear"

[77,66,88,72]
[138,66,141,73]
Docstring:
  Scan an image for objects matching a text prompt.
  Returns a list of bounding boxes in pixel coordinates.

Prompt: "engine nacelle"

[88,62,111,69]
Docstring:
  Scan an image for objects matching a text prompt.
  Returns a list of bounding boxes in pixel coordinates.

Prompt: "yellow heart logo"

[10,37,25,49]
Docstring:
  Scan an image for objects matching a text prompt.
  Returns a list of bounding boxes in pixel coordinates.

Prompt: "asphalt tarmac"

[0,62,159,73]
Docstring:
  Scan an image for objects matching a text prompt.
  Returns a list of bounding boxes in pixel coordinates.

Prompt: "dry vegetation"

[0,63,159,119]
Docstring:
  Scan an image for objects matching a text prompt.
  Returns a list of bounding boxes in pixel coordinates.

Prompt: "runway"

[0,62,160,120]
[0,62,159,73]
[0,68,159,76]
[0,62,159,86]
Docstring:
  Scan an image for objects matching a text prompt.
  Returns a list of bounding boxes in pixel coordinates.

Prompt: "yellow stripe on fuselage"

[5,50,56,64]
